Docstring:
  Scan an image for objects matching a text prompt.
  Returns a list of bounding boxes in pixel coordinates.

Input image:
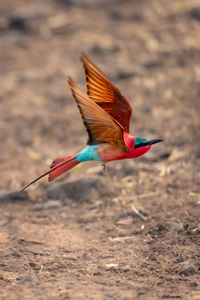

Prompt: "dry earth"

[0,0,200,299]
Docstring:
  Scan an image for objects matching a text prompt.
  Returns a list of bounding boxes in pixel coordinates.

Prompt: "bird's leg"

[101,162,107,173]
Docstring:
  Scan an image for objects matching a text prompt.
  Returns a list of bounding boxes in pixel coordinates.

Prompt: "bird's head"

[133,137,163,158]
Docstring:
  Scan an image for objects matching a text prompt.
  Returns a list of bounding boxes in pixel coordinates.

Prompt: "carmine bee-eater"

[22,54,163,190]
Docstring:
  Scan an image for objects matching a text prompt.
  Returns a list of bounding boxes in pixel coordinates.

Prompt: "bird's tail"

[21,155,79,191]
[49,155,79,181]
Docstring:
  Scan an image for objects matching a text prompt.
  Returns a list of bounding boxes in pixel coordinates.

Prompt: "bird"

[22,54,163,190]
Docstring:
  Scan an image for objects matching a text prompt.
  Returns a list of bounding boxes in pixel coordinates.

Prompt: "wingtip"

[67,76,74,87]
[68,77,82,95]
[67,77,80,101]
[80,52,86,60]
[80,52,90,65]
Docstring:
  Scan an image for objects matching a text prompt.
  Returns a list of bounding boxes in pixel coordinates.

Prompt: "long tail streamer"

[21,155,79,191]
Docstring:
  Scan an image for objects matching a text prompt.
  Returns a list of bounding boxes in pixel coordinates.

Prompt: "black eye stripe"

[134,142,148,149]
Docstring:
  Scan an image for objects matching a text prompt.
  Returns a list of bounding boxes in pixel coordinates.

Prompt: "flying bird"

[22,54,163,190]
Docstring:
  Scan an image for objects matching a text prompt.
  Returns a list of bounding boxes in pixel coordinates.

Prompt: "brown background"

[0,0,200,299]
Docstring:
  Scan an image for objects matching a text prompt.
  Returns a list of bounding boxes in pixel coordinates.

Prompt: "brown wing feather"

[80,54,132,133]
[68,77,128,151]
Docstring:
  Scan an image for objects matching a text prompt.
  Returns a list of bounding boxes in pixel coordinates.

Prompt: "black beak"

[147,139,164,146]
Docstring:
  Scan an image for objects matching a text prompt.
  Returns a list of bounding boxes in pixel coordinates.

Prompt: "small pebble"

[59,211,68,218]
[179,265,197,276]
[169,222,184,233]
[44,200,61,209]
[12,252,21,258]
[123,250,133,256]
[16,277,21,281]
[148,253,157,261]
[123,265,131,272]
[21,275,34,283]
[138,208,148,217]
[105,263,118,270]
[176,256,184,263]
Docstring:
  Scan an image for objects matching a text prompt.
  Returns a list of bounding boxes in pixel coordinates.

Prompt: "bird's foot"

[101,163,107,173]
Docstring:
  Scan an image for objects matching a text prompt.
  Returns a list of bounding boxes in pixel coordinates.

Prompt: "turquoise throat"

[75,145,103,162]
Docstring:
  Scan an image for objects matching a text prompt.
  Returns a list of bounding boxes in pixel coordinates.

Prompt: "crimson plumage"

[22,54,163,190]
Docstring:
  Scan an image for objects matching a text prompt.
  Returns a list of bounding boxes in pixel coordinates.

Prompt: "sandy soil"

[0,0,200,299]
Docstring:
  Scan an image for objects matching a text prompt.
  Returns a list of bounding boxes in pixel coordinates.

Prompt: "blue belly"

[75,145,103,163]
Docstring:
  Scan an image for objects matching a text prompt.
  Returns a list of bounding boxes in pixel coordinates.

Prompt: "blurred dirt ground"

[0,0,200,299]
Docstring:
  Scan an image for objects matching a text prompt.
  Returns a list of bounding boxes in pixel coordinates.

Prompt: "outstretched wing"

[80,54,132,133]
[68,77,128,151]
